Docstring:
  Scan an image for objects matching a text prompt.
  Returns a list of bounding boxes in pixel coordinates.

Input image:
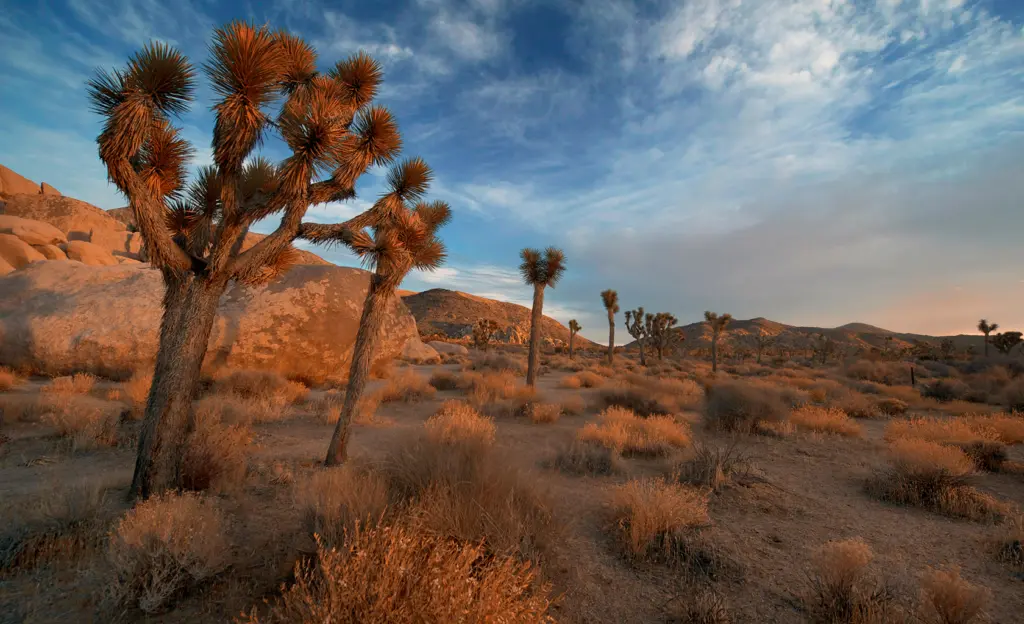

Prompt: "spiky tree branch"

[473,318,501,352]
[624,307,647,366]
[704,311,732,373]
[646,312,678,360]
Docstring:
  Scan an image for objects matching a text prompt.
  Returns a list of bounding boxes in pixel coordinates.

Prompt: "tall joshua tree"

[568,319,581,359]
[624,307,648,366]
[647,312,678,360]
[978,319,998,357]
[754,329,775,364]
[601,289,619,365]
[323,175,450,467]
[473,318,501,351]
[520,247,566,386]
[704,311,732,373]
[89,23,414,498]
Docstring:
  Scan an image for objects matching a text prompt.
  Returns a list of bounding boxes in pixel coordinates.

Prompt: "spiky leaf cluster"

[519,247,566,288]
[992,331,1022,355]
[473,318,501,350]
[601,289,619,314]
[646,312,679,356]
[704,311,733,336]
[624,307,647,341]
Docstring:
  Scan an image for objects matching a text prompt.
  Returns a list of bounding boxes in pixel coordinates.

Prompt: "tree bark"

[606,310,615,365]
[130,274,222,500]
[638,337,647,367]
[526,284,545,386]
[711,335,718,373]
[983,334,989,357]
[568,332,575,359]
[325,274,389,466]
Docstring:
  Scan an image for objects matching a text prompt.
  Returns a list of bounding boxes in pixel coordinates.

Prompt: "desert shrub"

[213,369,308,405]
[547,355,585,372]
[41,401,120,451]
[876,397,909,416]
[884,416,1008,470]
[428,370,461,391]
[376,370,436,403]
[194,394,289,425]
[972,413,1024,444]
[578,407,691,457]
[866,439,1007,521]
[369,358,394,380]
[297,467,390,549]
[548,440,622,476]
[1000,379,1024,412]
[424,401,495,447]
[675,442,751,491]
[121,369,153,419]
[703,381,789,434]
[43,373,97,395]
[806,538,899,624]
[920,379,969,403]
[609,478,709,563]
[845,360,910,385]
[560,371,605,389]
[179,418,251,493]
[107,492,229,613]
[383,437,556,565]
[918,566,990,624]
[0,366,22,391]
[790,406,863,437]
[244,524,554,624]
[598,388,674,417]
[665,586,730,624]
[833,391,881,419]
[1,484,109,574]
[586,364,615,378]
[807,379,850,404]
[995,513,1023,570]
[462,371,532,405]
[468,353,527,375]
[526,402,562,424]
[559,394,586,416]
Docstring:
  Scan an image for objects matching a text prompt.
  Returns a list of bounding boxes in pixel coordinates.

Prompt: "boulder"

[401,337,441,364]
[428,341,469,356]
[0,215,67,246]
[33,244,66,260]
[0,262,418,384]
[64,240,119,266]
[40,182,60,196]
[1,193,128,244]
[0,256,13,277]
[0,233,46,269]
[0,165,40,195]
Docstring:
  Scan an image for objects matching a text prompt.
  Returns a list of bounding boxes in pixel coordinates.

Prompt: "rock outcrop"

[0,262,417,383]
[0,233,46,269]
[0,165,53,196]
[401,337,441,363]
[0,215,67,246]
[64,240,119,266]
[427,341,469,356]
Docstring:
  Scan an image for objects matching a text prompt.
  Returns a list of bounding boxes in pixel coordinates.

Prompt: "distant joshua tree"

[939,337,956,361]
[991,331,1022,356]
[978,319,999,357]
[812,333,837,365]
[472,319,501,351]
[568,319,581,359]
[601,289,619,365]
[88,24,416,498]
[753,329,775,364]
[646,312,678,360]
[704,311,732,373]
[520,247,566,386]
[624,307,648,366]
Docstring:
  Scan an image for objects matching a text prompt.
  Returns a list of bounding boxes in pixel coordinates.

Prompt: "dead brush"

[42,400,121,451]
[917,566,990,624]
[428,370,461,391]
[548,440,622,476]
[560,371,605,389]
[243,523,555,624]
[526,402,562,424]
[193,393,290,425]
[578,406,691,457]
[885,416,1009,471]
[466,353,528,375]
[296,466,391,550]
[376,370,437,403]
[805,538,901,624]
[212,368,309,406]
[994,513,1023,570]
[790,406,864,437]
[0,366,22,391]
[609,478,710,566]
[121,369,153,419]
[876,397,909,417]
[703,380,789,434]
[42,373,97,395]
[178,417,251,493]
[675,442,753,491]
[424,400,495,447]
[107,492,230,614]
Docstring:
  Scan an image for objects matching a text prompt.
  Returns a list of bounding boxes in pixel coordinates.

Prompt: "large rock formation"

[0,165,56,196]
[0,262,417,383]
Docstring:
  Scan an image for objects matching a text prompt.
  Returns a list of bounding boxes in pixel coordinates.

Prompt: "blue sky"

[1,0,1022,341]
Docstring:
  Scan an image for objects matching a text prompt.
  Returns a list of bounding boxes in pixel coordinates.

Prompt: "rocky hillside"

[403,288,596,348]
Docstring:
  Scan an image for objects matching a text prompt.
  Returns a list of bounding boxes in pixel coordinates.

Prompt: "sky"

[1,0,1022,342]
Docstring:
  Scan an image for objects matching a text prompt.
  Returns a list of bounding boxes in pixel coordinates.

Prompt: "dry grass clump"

[245,523,554,624]
[866,439,1008,521]
[995,513,1023,570]
[832,390,882,419]
[609,478,709,562]
[297,467,390,549]
[806,538,899,624]
[845,359,911,385]
[376,370,437,403]
[107,492,229,613]
[214,368,308,404]
[424,400,495,447]
[547,355,585,372]
[703,381,789,434]
[675,442,752,491]
[999,379,1024,412]
[462,371,531,404]
[876,397,909,416]
[467,353,528,375]
[560,371,605,389]
[578,406,691,457]
[918,566,990,624]
[526,402,562,424]
[41,401,120,451]
[0,366,22,391]
[790,406,864,437]
[428,370,461,391]
[598,387,674,417]
[121,369,153,418]
[42,373,96,395]
[179,417,251,493]
[194,394,289,425]
[884,416,1008,471]
[559,394,586,416]
[920,379,969,403]
[548,440,622,476]
[970,412,1024,445]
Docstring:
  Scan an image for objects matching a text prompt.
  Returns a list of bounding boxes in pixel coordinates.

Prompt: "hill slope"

[403,288,595,347]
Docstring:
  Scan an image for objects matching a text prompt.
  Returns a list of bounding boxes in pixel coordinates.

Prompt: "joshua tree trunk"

[607,310,615,365]
[638,337,647,367]
[568,333,575,359]
[756,344,763,364]
[325,275,389,466]
[711,336,719,373]
[526,284,545,386]
[983,333,989,357]
[130,275,222,499]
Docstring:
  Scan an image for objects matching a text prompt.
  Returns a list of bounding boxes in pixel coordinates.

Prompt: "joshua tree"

[520,247,566,386]
[324,176,450,467]
[811,333,837,365]
[601,290,619,365]
[704,311,732,373]
[568,319,581,359]
[472,319,501,351]
[753,329,775,364]
[624,307,648,366]
[991,331,1022,356]
[89,24,416,498]
[978,319,999,357]
[939,338,956,361]
[646,312,678,360]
